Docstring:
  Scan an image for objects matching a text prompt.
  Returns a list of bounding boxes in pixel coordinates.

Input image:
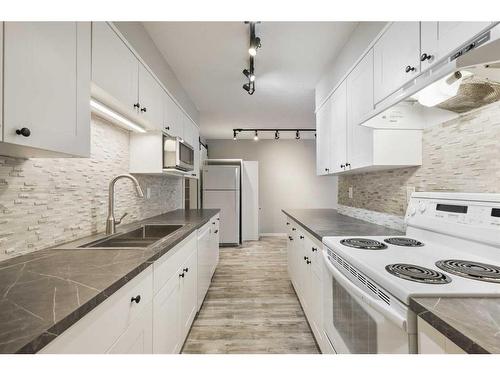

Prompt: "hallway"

[182,236,320,354]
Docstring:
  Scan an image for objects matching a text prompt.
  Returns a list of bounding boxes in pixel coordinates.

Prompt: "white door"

[162,92,182,137]
[347,49,374,170]
[242,161,259,241]
[138,63,164,129]
[315,98,331,175]
[203,190,239,244]
[107,303,153,354]
[153,274,181,354]
[420,22,493,70]
[92,22,139,113]
[203,165,240,190]
[180,250,198,340]
[3,22,91,157]
[330,80,348,173]
[374,22,420,103]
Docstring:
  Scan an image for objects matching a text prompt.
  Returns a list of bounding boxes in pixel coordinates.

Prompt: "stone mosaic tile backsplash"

[0,116,183,261]
[339,102,500,217]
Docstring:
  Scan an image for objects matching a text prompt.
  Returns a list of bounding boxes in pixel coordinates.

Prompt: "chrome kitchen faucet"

[106,174,144,235]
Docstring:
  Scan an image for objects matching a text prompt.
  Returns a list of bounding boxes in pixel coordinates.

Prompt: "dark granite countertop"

[0,209,219,354]
[410,297,500,354]
[282,208,403,241]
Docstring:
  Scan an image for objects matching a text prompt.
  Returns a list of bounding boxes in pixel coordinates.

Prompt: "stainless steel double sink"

[57,224,185,250]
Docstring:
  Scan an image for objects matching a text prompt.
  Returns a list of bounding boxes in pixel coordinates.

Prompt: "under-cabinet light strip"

[90,99,146,133]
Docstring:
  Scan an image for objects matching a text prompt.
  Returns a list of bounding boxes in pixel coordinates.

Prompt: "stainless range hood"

[362,23,500,129]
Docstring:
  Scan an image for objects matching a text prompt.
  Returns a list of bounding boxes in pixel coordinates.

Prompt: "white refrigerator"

[202,164,241,245]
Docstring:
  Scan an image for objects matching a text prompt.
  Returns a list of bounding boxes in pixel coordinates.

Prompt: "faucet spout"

[106,174,144,235]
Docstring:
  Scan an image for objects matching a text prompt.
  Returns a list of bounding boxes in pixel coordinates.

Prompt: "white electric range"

[321,192,500,354]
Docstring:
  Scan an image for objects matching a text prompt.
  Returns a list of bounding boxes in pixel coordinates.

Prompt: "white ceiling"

[143,22,358,139]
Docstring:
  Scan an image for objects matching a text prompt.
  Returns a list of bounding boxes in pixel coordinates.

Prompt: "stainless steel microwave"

[162,133,194,172]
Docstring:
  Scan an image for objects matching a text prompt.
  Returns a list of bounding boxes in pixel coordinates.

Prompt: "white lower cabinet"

[197,215,220,310]
[417,317,466,354]
[40,215,220,354]
[285,216,326,353]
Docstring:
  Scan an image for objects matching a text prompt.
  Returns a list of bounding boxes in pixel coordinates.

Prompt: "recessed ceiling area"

[143,22,358,139]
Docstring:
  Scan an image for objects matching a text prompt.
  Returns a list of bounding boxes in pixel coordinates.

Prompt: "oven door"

[177,140,194,171]
[322,250,415,354]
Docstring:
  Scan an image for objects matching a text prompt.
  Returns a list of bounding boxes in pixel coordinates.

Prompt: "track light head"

[243,69,255,82]
[254,130,259,141]
[243,83,251,92]
[295,130,300,140]
[275,130,279,140]
[233,130,237,140]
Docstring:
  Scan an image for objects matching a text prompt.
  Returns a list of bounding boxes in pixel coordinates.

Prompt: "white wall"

[315,22,386,110]
[114,22,199,124]
[206,140,338,234]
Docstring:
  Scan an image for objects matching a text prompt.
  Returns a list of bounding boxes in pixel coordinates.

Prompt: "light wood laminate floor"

[182,236,320,354]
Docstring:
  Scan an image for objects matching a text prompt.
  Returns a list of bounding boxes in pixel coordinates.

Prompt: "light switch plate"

[349,186,353,199]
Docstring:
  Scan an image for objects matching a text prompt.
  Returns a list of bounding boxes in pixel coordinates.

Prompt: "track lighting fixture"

[232,128,315,140]
[242,22,261,95]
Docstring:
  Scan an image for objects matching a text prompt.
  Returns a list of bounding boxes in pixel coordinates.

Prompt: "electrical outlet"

[146,187,151,199]
[406,186,415,204]
[349,186,353,199]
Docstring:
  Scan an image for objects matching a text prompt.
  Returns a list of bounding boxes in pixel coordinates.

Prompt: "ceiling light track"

[233,128,316,140]
[242,21,261,95]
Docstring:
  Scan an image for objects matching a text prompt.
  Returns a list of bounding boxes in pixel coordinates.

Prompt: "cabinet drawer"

[40,266,153,354]
[153,232,197,294]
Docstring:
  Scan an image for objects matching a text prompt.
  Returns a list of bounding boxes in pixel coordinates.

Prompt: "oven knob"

[418,202,427,213]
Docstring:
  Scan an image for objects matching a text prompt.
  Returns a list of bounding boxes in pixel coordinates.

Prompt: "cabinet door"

[309,266,323,344]
[180,249,198,340]
[138,63,164,129]
[107,302,153,354]
[329,80,347,174]
[162,92,182,137]
[153,273,181,354]
[191,124,200,179]
[92,22,139,113]
[3,22,91,157]
[347,50,374,170]
[374,22,420,103]
[420,22,493,70]
[197,225,211,310]
[315,98,331,175]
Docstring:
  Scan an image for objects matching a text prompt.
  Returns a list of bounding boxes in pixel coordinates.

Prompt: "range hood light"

[412,71,468,107]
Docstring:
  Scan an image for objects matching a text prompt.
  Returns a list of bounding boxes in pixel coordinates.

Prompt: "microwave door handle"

[322,251,408,331]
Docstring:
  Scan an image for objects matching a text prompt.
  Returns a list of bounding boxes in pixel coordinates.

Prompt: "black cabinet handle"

[286,222,290,225]
[405,65,416,73]
[212,222,216,225]
[420,53,432,61]
[217,218,220,221]
[131,295,141,304]
[140,107,147,112]
[214,229,218,234]
[16,128,31,137]
[325,168,329,172]
[345,163,351,167]
[306,260,312,264]
[292,228,296,231]
[183,267,189,273]
[165,126,170,130]
[288,236,293,241]
[340,164,345,168]
[312,247,318,252]
[179,273,185,278]
[299,235,304,239]
[304,256,309,261]
[133,103,140,109]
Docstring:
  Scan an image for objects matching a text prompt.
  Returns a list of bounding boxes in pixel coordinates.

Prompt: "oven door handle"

[322,251,408,332]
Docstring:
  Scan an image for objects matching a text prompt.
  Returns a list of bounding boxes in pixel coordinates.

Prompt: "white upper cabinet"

[346,49,374,170]
[2,22,91,158]
[162,92,183,138]
[138,63,164,129]
[420,22,493,70]
[315,96,332,175]
[92,22,139,115]
[374,22,420,103]
[329,80,348,174]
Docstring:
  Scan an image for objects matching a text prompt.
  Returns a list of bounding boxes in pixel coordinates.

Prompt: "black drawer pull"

[183,267,189,273]
[306,260,311,264]
[214,229,219,234]
[131,295,141,304]
[292,228,296,231]
[179,273,185,278]
[312,247,318,252]
[299,235,304,239]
